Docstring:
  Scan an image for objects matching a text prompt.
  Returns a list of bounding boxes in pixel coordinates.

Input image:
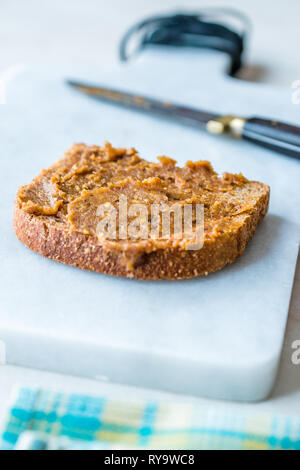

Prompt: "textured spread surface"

[14,143,270,279]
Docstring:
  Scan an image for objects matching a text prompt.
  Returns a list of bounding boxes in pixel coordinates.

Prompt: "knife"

[67,80,300,160]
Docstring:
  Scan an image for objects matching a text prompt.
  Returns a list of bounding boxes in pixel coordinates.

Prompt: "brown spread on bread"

[14,142,270,280]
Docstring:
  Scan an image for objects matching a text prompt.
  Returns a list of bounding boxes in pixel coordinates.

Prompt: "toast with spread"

[14,142,270,280]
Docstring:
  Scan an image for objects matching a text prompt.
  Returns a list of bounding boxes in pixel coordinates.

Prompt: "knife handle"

[242,117,300,160]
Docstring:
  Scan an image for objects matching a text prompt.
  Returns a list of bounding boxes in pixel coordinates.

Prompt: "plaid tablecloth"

[1,388,300,450]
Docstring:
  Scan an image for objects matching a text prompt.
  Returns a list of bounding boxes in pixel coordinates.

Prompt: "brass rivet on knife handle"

[207,115,246,138]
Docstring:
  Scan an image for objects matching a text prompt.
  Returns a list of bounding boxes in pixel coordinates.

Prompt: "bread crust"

[14,188,269,280]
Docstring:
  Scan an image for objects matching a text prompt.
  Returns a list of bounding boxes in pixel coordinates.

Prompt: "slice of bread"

[14,142,270,280]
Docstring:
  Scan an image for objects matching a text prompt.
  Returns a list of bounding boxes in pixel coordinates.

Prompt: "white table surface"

[0,0,299,423]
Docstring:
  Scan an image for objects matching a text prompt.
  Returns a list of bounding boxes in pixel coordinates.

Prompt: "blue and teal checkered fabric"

[1,388,300,450]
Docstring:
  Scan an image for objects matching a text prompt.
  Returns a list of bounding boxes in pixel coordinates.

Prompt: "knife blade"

[67,80,218,128]
[67,80,300,160]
